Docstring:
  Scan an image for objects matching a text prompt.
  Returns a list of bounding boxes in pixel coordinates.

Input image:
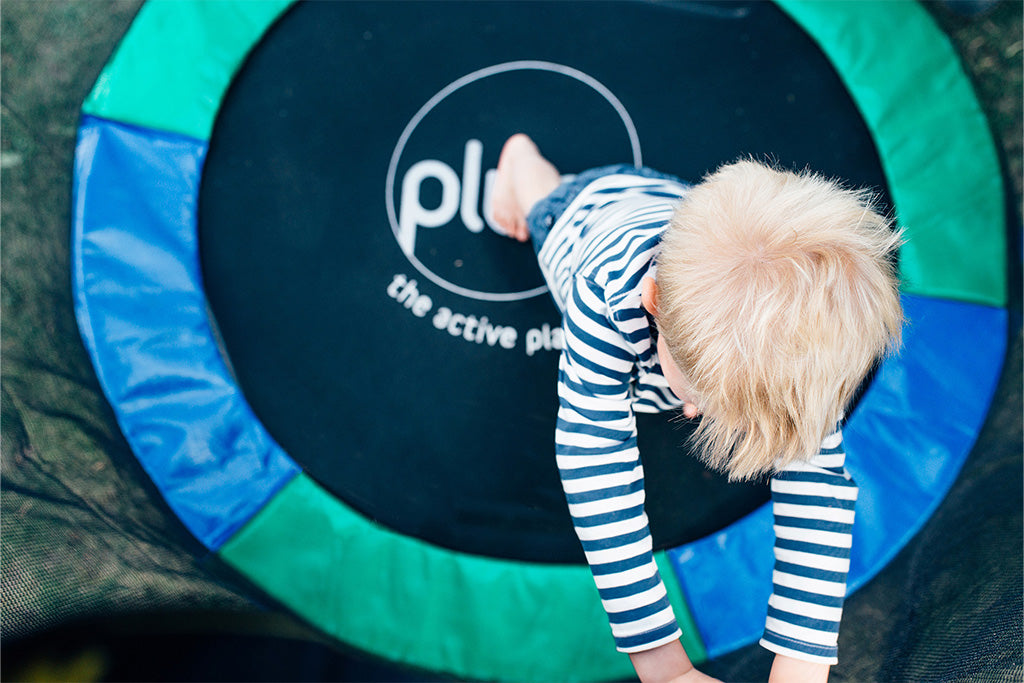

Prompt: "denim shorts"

[525,164,686,254]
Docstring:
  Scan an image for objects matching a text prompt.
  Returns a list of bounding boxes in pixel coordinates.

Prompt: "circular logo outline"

[385,60,643,302]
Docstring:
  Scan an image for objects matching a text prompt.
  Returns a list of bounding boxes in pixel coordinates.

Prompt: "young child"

[490,134,904,683]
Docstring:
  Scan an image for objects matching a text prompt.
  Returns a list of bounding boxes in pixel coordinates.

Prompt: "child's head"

[655,159,903,480]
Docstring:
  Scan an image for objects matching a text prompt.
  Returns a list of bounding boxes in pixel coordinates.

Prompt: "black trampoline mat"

[199,0,891,563]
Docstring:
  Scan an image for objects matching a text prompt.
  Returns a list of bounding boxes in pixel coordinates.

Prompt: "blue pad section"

[72,115,299,550]
[668,293,1008,658]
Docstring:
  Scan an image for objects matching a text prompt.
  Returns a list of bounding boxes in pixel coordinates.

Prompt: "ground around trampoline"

[2,1,1021,682]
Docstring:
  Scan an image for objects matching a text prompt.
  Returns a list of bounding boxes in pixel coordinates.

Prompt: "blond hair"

[656,159,903,480]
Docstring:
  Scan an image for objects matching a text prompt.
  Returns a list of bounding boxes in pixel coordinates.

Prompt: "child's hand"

[768,654,830,683]
[670,668,723,683]
[629,641,723,683]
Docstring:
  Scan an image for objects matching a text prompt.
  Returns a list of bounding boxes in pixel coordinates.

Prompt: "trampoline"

[72,1,1009,680]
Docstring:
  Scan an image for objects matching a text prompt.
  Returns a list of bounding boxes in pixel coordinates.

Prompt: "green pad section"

[222,474,702,682]
[779,0,1006,307]
[82,0,292,141]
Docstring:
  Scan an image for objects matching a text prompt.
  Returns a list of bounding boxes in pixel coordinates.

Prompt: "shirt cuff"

[614,623,683,653]
[759,632,839,665]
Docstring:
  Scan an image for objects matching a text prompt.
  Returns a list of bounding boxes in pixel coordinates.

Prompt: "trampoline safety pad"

[73,1,1008,680]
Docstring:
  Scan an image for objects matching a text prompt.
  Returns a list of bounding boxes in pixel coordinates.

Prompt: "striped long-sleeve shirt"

[535,171,856,664]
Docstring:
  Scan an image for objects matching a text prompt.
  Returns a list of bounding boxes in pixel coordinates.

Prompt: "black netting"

[1,0,256,645]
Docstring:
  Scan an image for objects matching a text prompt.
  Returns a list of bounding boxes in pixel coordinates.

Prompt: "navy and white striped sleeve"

[760,429,857,664]
[556,274,681,653]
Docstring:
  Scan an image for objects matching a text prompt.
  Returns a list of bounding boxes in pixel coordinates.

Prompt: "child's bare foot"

[490,134,534,242]
[489,134,561,243]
